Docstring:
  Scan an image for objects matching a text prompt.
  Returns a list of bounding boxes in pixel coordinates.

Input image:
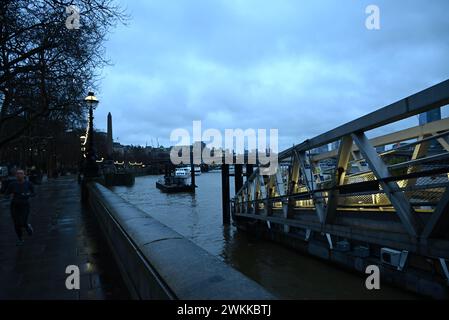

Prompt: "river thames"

[111,173,418,299]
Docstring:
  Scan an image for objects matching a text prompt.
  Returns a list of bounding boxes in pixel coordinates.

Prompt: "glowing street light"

[83,92,101,178]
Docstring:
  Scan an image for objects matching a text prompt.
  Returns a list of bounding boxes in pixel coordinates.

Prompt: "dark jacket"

[5,181,35,203]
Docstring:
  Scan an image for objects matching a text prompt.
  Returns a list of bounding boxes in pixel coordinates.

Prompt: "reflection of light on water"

[112,174,417,300]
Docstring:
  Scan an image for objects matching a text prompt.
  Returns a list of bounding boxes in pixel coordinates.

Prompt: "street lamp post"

[83,91,100,178]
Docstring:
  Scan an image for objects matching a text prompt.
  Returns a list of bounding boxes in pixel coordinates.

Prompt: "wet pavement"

[0,176,130,300]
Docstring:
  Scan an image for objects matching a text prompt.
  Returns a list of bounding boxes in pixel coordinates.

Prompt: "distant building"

[147,146,170,162]
[392,142,408,149]
[96,131,107,140]
[113,142,125,156]
[419,108,441,125]
[375,145,386,153]
[331,141,340,151]
[419,108,442,150]
[311,145,329,154]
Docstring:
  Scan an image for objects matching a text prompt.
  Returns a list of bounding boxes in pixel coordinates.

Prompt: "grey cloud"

[95,0,449,149]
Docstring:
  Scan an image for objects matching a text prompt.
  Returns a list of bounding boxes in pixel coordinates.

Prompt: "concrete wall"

[87,182,275,300]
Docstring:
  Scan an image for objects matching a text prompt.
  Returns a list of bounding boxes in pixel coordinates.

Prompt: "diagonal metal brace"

[351,132,421,238]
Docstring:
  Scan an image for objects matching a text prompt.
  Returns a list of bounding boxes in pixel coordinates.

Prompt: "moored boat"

[179,166,202,176]
[156,179,195,193]
[156,167,195,193]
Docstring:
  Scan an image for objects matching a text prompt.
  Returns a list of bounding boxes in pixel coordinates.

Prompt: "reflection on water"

[111,174,417,299]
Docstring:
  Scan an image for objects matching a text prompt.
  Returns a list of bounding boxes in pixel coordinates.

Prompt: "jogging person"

[5,169,35,246]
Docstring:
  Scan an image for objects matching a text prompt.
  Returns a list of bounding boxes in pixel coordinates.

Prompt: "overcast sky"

[94,0,449,150]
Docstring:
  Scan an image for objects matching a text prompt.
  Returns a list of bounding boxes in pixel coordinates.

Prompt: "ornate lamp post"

[83,91,100,178]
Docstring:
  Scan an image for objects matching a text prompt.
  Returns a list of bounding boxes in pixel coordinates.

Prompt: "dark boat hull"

[156,181,195,193]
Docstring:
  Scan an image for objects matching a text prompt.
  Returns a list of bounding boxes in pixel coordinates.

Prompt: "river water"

[111,173,418,299]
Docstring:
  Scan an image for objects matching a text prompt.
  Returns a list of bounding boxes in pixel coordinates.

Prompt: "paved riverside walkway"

[0,176,130,300]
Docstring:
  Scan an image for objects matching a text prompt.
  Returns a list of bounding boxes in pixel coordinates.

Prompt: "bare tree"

[0,0,127,151]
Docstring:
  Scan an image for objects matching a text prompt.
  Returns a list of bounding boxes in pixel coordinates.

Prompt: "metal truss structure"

[232,80,449,260]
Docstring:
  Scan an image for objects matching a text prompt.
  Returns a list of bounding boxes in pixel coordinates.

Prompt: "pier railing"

[232,80,449,259]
